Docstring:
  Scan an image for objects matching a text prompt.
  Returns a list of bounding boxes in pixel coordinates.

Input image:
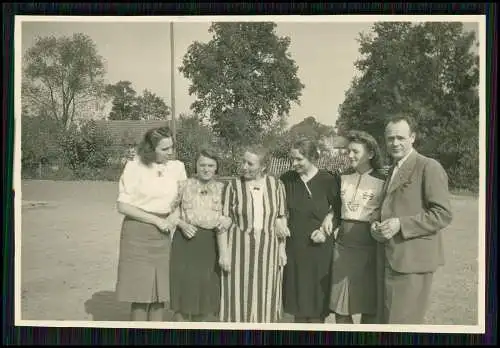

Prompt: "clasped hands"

[155,215,177,235]
[156,215,199,239]
[370,218,401,242]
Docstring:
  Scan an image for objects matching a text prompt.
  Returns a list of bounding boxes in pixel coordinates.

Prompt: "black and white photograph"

[14,15,486,333]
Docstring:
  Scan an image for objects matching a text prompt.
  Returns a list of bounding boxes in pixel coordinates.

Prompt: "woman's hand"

[275,218,291,239]
[310,229,327,244]
[278,244,287,267]
[333,227,340,240]
[155,217,172,234]
[321,213,334,236]
[217,216,232,231]
[179,220,198,239]
[218,253,231,273]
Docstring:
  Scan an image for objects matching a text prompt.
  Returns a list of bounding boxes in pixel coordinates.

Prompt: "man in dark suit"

[371,114,453,324]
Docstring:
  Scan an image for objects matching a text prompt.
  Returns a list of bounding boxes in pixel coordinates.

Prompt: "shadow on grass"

[84,290,299,323]
[84,291,176,322]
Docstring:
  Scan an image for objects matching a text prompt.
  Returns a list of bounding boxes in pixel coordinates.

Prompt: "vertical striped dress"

[220,175,287,323]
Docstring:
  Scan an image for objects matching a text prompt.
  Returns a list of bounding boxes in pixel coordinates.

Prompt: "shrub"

[58,120,115,176]
[21,111,63,170]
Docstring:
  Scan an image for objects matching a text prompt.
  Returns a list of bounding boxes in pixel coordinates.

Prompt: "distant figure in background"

[220,145,289,323]
[371,114,453,324]
[169,148,231,322]
[281,138,341,323]
[318,131,351,174]
[115,126,187,322]
[329,130,386,324]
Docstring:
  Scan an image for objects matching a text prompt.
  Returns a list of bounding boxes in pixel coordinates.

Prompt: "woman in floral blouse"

[169,147,231,322]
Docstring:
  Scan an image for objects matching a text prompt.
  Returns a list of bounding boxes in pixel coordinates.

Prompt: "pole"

[170,21,176,144]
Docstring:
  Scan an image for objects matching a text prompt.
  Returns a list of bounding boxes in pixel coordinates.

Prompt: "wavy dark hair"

[346,130,384,170]
[136,126,174,166]
[194,146,222,175]
[291,138,320,162]
[385,113,418,134]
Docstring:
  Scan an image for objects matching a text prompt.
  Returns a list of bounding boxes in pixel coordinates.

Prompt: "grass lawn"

[19,180,480,325]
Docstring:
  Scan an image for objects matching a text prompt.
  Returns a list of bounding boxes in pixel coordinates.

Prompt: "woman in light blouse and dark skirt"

[169,148,231,322]
[328,130,386,324]
[115,126,187,322]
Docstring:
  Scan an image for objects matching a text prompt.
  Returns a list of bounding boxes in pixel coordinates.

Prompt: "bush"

[21,111,64,170]
[446,140,479,192]
[58,120,115,176]
[72,162,125,182]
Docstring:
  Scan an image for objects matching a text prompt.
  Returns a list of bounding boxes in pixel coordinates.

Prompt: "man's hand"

[371,218,400,241]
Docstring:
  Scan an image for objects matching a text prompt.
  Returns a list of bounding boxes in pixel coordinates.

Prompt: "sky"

[19,18,480,128]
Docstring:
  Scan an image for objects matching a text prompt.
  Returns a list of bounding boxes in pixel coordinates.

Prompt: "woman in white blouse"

[115,126,187,322]
[327,130,386,324]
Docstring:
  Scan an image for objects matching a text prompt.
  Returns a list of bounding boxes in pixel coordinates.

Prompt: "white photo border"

[13,14,487,334]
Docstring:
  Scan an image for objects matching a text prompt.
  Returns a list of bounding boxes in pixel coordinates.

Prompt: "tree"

[288,116,335,139]
[336,22,479,190]
[272,116,336,157]
[179,22,305,148]
[106,81,138,120]
[22,33,107,130]
[21,109,63,171]
[135,89,171,120]
[175,113,219,175]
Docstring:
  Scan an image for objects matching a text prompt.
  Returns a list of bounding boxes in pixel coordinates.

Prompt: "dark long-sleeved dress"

[280,169,341,319]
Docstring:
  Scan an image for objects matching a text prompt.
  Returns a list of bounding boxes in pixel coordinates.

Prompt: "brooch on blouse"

[362,192,375,201]
[346,201,360,212]
[155,163,168,177]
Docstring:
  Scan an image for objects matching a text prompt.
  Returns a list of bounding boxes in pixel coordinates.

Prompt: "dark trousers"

[384,263,434,324]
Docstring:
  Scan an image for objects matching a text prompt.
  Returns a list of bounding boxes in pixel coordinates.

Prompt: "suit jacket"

[380,150,453,274]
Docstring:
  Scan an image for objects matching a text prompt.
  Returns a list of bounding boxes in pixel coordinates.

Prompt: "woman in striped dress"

[219,145,290,323]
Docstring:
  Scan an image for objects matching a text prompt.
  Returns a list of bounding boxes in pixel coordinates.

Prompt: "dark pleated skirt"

[115,215,171,303]
[169,227,221,316]
[330,220,378,315]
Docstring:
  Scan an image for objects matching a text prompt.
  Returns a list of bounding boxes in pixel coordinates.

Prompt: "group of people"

[114,113,453,325]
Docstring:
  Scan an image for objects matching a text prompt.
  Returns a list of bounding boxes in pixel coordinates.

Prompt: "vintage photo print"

[13,14,486,334]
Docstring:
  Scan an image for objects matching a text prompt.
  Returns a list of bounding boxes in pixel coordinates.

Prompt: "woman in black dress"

[280,138,342,323]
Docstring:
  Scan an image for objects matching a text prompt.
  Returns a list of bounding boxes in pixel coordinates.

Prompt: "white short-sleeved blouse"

[117,156,187,215]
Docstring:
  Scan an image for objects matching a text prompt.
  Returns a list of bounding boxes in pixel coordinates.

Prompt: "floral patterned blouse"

[173,177,227,230]
[339,168,385,223]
